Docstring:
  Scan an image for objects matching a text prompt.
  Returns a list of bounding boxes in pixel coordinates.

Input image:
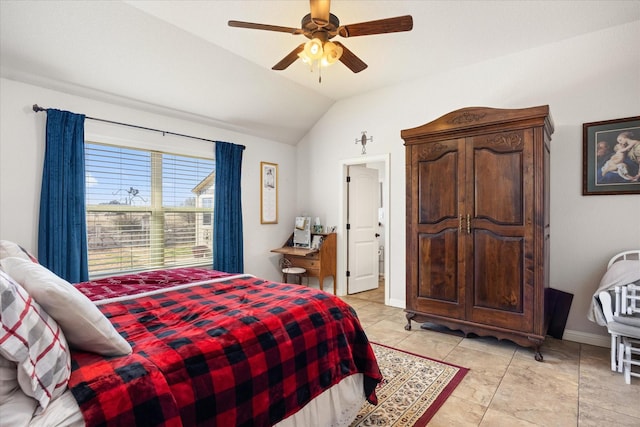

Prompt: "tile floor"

[339,282,640,426]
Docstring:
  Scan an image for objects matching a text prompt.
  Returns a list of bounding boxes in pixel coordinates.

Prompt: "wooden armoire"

[401,106,554,360]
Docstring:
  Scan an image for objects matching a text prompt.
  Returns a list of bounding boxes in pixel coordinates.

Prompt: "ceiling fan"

[228,0,413,76]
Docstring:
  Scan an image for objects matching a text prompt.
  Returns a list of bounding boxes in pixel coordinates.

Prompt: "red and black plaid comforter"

[69,273,381,426]
[75,267,232,302]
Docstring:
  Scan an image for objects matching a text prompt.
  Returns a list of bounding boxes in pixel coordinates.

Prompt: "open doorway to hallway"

[339,154,389,304]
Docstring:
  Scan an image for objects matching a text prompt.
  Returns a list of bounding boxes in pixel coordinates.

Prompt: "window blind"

[85,143,215,277]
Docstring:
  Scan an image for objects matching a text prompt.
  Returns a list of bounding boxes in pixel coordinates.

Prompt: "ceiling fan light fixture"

[304,38,324,60]
[297,50,311,64]
[321,41,343,66]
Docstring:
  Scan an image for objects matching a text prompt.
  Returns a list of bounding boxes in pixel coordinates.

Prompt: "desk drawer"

[293,258,319,271]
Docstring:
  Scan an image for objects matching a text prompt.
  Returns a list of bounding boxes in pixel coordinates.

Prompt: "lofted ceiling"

[1,1,638,145]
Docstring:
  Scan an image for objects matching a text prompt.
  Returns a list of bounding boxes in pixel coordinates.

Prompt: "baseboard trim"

[387,297,405,309]
[562,329,609,348]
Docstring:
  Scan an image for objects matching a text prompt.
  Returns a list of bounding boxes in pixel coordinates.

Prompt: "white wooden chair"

[607,250,640,269]
[597,250,640,374]
[599,286,640,383]
[621,336,640,384]
[615,283,640,384]
[620,283,640,316]
[599,291,625,371]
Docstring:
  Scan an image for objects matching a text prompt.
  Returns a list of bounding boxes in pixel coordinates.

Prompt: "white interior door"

[347,165,379,294]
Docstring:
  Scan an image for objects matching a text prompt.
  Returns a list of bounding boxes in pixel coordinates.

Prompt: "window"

[85,143,215,277]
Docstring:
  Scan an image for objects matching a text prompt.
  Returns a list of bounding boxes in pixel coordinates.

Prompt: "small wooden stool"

[279,257,306,285]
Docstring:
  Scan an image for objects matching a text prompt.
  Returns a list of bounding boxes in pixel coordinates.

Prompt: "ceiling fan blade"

[333,42,367,73]
[272,44,305,70]
[309,0,331,27]
[228,20,301,35]
[337,15,413,37]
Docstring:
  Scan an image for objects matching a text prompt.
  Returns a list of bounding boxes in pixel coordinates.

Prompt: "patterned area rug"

[351,343,469,427]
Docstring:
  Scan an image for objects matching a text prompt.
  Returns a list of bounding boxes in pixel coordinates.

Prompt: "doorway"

[347,165,379,294]
[339,154,389,304]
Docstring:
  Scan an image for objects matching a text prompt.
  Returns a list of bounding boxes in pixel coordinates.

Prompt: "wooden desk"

[271,233,337,294]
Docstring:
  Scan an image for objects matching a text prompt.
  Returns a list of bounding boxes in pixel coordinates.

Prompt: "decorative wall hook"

[355,131,373,154]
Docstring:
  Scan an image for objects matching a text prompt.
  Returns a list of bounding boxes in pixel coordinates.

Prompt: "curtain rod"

[32,104,218,144]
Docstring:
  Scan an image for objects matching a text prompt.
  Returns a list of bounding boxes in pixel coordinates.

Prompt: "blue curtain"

[213,141,245,273]
[38,109,89,283]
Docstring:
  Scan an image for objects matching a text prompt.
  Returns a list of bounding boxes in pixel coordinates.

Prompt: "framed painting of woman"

[583,116,640,195]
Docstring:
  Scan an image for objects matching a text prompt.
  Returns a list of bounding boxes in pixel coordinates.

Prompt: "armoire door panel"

[469,230,532,330]
[412,229,465,318]
[472,231,524,311]
[417,230,459,301]
[417,151,458,224]
[473,149,523,225]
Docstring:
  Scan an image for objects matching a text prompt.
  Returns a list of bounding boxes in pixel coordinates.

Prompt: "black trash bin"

[545,288,574,340]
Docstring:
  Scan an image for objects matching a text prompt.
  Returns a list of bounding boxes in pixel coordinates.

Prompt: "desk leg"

[318,275,324,291]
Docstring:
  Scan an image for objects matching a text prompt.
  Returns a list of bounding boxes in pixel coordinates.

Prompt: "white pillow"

[0,356,38,426]
[0,271,70,411]
[0,240,38,262]
[0,355,18,399]
[1,257,132,357]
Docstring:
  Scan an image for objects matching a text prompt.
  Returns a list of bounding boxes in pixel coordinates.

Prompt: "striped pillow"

[1,257,132,356]
[0,270,71,410]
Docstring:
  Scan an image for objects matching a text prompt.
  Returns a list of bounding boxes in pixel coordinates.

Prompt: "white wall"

[0,78,297,282]
[298,21,640,344]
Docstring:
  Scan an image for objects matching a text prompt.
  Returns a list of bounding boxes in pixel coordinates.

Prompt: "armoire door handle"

[467,214,471,234]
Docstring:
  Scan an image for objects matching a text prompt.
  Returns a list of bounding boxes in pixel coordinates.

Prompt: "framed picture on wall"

[582,116,640,195]
[260,162,278,223]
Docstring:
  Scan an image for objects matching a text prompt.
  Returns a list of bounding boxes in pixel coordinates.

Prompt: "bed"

[0,243,382,427]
